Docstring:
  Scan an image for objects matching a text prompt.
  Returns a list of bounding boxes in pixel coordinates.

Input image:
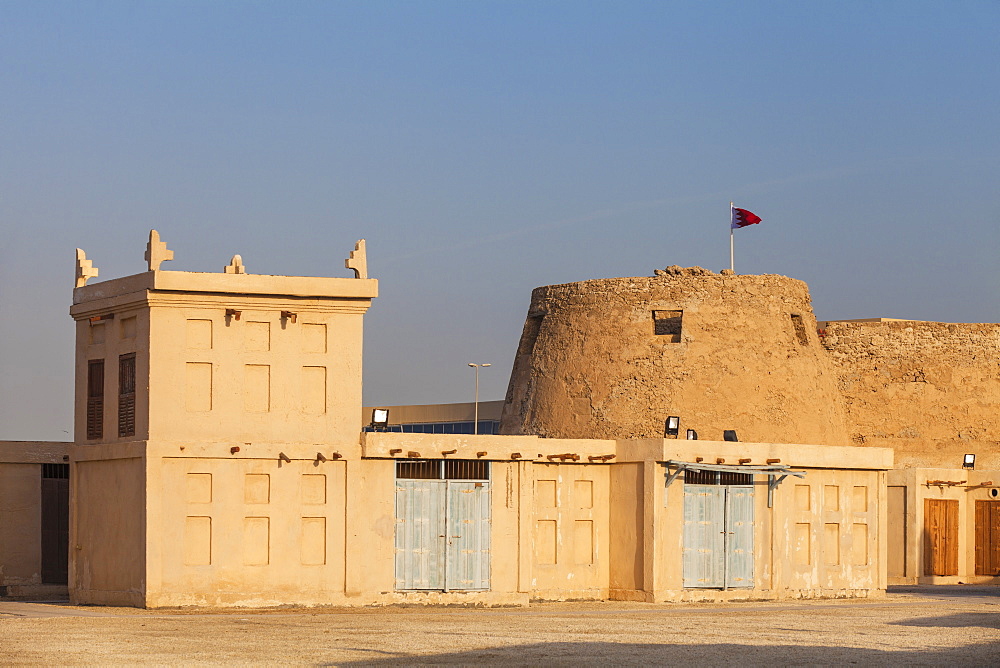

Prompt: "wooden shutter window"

[86,359,104,440]
[118,353,136,438]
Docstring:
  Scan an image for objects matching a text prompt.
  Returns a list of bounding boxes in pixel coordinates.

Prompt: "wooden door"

[40,473,69,584]
[924,499,958,576]
[975,501,1000,576]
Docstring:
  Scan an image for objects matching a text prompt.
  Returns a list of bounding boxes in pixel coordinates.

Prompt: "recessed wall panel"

[120,316,137,339]
[795,485,811,511]
[852,523,869,565]
[302,324,327,353]
[184,516,212,565]
[243,517,270,566]
[186,473,212,504]
[186,319,213,350]
[537,480,557,508]
[824,486,840,512]
[185,362,213,412]
[244,321,270,352]
[244,474,270,504]
[302,474,327,504]
[794,523,811,565]
[244,364,270,412]
[302,366,327,414]
[825,523,841,565]
[853,486,868,512]
[301,517,327,565]
[536,519,557,565]
[574,520,594,565]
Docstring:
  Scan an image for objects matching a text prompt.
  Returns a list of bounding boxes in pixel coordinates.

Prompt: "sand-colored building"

[501,267,1000,587]
[55,238,894,607]
[0,441,70,599]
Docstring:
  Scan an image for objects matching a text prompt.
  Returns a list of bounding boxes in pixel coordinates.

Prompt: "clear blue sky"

[2,1,998,440]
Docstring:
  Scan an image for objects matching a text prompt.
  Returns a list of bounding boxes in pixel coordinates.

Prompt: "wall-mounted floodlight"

[686,429,698,440]
[371,408,389,431]
[665,416,680,438]
[723,430,739,442]
[963,453,976,469]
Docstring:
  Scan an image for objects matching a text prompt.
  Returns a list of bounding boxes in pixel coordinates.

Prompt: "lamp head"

[371,408,389,429]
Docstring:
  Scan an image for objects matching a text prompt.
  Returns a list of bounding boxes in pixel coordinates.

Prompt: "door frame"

[682,476,755,590]
[394,460,491,592]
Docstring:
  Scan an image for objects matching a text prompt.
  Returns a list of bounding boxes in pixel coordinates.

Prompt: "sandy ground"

[1,587,999,666]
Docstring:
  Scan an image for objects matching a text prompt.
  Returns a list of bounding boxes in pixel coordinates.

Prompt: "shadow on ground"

[890,612,1000,629]
[332,641,1000,666]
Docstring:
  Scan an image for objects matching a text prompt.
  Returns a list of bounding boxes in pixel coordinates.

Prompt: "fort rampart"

[502,268,999,470]
[822,319,1000,469]
[500,268,851,446]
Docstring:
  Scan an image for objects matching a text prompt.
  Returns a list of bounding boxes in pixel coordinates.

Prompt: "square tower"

[68,234,376,606]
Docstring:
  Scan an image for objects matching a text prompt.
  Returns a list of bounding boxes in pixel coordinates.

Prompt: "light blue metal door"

[395,480,446,589]
[682,484,754,588]
[725,486,754,588]
[683,485,725,587]
[395,479,491,591]
[445,482,491,590]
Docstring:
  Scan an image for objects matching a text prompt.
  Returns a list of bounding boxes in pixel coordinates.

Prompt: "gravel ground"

[1,588,999,666]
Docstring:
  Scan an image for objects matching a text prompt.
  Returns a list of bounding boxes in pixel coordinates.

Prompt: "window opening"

[86,359,104,440]
[685,470,753,486]
[395,460,439,480]
[118,353,136,438]
[396,459,490,481]
[791,314,809,346]
[653,310,683,342]
[42,463,69,479]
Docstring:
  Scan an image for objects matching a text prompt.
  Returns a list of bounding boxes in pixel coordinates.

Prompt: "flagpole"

[729,201,735,272]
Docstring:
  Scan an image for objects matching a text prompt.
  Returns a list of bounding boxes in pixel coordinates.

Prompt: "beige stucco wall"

[0,442,69,589]
[500,271,851,446]
[610,440,890,602]
[0,463,42,586]
[70,448,146,606]
[66,430,892,608]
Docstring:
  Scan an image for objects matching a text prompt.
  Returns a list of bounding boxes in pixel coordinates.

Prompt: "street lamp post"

[467,363,491,435]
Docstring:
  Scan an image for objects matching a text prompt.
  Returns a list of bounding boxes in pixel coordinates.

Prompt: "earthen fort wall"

[501,268,851,446]
[501,268,999,469]
[822,319,1000,469]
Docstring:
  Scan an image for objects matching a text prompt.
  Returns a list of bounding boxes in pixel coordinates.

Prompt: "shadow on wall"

[332,641,1000,666]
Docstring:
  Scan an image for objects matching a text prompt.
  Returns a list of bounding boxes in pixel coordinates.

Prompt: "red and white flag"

[731,206,762,229]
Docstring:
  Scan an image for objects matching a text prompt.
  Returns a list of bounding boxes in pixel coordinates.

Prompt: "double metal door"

[682,485,754,588]
[395,480,491,591]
